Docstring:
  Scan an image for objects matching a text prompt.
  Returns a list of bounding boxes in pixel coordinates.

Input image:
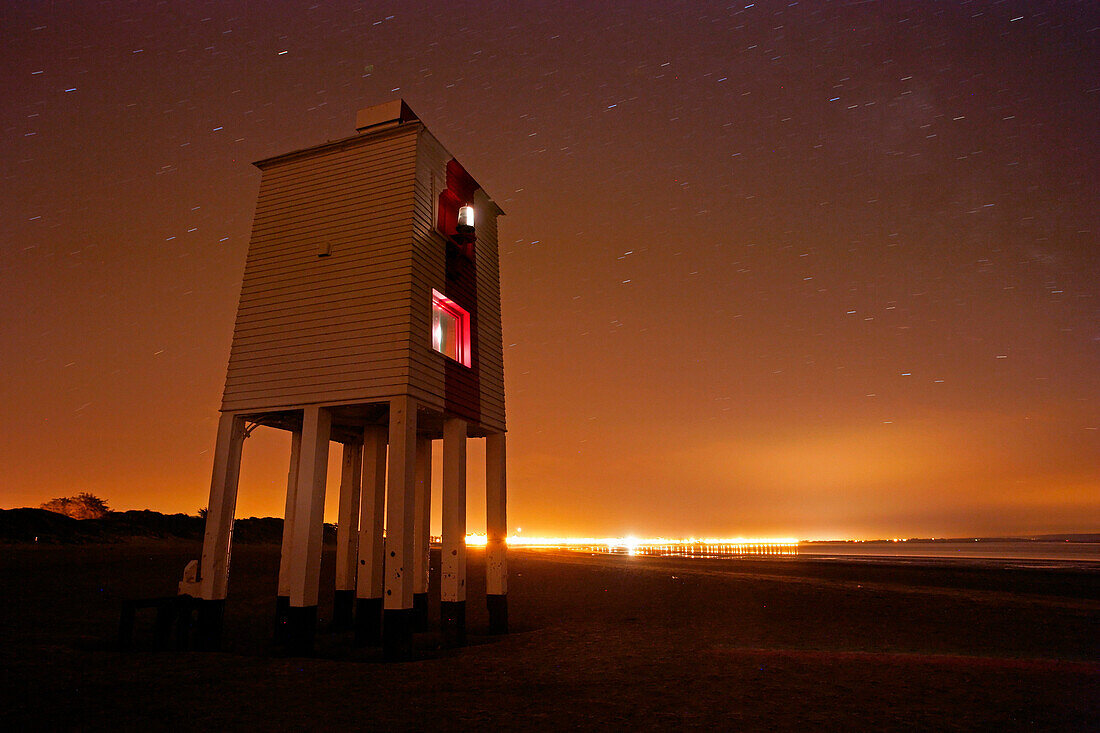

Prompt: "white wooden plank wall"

[413,130,507,432]
[407,130,449,407]
[220,121,505,428]
[222,125,420,412]
[472,187,506,433]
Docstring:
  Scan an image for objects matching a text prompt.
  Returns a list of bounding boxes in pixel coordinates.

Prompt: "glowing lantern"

[454,203,476,256]
[457,204,475,230]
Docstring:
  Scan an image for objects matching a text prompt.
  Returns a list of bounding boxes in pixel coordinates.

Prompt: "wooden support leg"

[333,440,363,630]
[412,436,432,631]
[284,406,332,654]
[382,396,417,661]
[486,432,509,634]
[275,429,302,642]
[441,417,468,647]
[354,424,387,646]
[197,413,246,649]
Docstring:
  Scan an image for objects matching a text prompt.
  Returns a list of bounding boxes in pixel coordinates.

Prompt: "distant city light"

[464,533,800,554]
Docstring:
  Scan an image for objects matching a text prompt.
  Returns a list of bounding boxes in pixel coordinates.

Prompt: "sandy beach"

[1,542,1096,730]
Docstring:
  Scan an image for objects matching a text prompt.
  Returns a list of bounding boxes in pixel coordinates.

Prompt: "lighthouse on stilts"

[179,101,508,660]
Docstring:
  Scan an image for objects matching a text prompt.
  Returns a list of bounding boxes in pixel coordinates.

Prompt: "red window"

[437,187,462,237]
[432,289,471,367]
[437,159,477,243]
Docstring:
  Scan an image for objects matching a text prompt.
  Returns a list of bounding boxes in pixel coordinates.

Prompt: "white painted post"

[412,435,432,630]
[485,432,508,633]
[382,396,417,660]
[199,413,247,600]
[441,417,467,645]
[284,405,332,652]
[197,412,246,648]
[275,428,302,637]
[355,424,388,645]
[333,440,363,629]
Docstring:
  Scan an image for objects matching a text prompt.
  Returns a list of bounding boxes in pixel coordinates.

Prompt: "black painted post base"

[412,592,429,631]
[382,608,414,661]
[332,590,354,630]
[440,600,466,647]
[285,605,317,655]
[487,593,508,634]
[354,597,383,646]
[274,595,290,643]
[175,598,195,650]
[196,599,225,651]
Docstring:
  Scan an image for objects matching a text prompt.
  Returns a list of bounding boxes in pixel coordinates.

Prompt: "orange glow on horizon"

[3,3,1096,542]
[464,533,800,549]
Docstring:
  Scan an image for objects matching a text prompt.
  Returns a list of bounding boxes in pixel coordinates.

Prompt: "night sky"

[2,1,1097,539]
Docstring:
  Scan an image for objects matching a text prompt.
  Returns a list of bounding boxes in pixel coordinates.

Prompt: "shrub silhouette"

[41,493,110,520]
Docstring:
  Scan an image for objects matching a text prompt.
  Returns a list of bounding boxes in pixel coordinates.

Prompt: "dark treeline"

[0,508,336,545]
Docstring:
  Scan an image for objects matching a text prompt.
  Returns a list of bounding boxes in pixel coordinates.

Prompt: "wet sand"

[1,542,1097,730]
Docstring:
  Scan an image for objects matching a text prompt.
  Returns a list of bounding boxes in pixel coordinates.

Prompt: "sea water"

[593,540,1099,568]
[797,540,1100,568]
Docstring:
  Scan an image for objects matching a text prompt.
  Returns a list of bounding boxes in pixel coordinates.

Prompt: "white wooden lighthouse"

[184,100,508,659]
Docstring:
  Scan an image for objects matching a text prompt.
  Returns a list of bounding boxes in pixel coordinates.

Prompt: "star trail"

[1,1,1096,539]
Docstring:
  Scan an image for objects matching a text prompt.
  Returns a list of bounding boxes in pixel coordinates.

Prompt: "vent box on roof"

[355,100,417,132]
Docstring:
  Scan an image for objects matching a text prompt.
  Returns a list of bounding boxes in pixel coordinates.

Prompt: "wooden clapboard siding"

[444,247,481,424]
[472,188,506,432]
[410,128,507,432]
[227,323,415,357]
[225,384,406,414]
[419,133,481,424]
[231,307,423,342]
[406,130,449,408]
[220,113,504,432]
[242,239,413,268]
[221,123,421,412]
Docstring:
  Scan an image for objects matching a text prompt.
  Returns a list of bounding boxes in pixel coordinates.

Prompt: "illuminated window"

[432,289,471,367]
